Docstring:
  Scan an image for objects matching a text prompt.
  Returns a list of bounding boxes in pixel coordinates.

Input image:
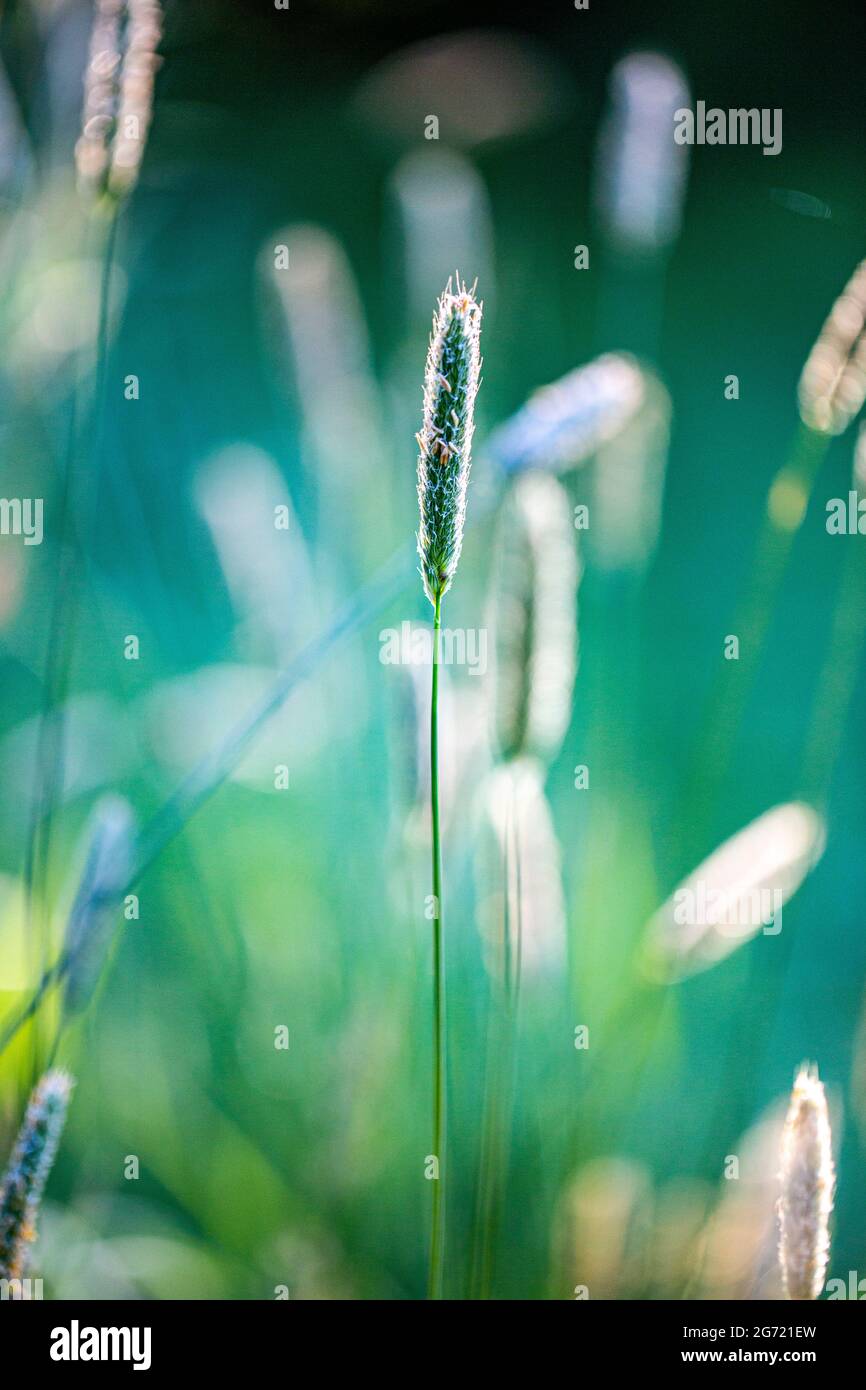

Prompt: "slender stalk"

[428,595,446,1300]
[473,784,522,1298]
[470,802,511,1299]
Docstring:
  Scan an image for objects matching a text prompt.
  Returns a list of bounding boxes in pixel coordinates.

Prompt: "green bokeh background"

[0,0,865,1298]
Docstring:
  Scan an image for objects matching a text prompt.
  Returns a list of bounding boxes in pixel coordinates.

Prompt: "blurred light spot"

[12,259,126,377]
[390,148,494,324]
[0,694,135,830]
[355,30,571,149]
[768,469,809,531]
[594,51,690,255]
[0,875,33,991]
[194,445,308,664]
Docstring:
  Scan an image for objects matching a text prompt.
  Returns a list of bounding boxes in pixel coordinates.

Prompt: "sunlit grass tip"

[778,1064,834,1300]
[0,1071,74,1280]
[641,802,825,982]
[798,259,866,436]
[416,274,482,606]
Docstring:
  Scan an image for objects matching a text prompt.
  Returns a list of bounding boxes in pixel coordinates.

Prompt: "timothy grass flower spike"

[0,1071,74,1280]
[778,1064,834,1300]
[416,276,482,606]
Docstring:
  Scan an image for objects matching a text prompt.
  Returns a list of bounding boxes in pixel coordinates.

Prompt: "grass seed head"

[798,260,866,436]
[416,275,482,606]
[594,52,690,255]
[778,1064,834,1300]
[487,353,645,476]
[488,474,579,765]
[75,0,163,203]
[0,1071,74,1280]
[642,802,825,982]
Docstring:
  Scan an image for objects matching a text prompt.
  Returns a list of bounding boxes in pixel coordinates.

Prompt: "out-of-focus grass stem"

[472,795,522,1299]
[679,426,827,854]
[800,545,866,804]
[23,204,120,1072]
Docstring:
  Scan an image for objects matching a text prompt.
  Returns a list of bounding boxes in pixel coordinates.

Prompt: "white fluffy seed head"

[778,1064,835,1300]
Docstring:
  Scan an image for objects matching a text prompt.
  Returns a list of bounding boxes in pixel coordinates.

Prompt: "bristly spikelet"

[778,1064,834,1300]
[416,276,482,606]
[0,1071,74,1281]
